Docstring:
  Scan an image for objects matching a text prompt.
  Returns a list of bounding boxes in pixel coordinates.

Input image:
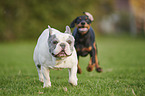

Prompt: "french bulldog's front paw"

[69,78,77,86]
[39,78,44,82]
[43,82,51,88]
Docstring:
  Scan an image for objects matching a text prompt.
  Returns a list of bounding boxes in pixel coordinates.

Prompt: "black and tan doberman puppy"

[70,12,102,74]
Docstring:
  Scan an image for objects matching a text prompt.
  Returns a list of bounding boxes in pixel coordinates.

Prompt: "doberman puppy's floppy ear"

[70,17,78,28]
[83,12,94,21]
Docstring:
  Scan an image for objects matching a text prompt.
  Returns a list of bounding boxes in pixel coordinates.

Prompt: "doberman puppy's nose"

[60,43,66,49]
[81,21,86,25]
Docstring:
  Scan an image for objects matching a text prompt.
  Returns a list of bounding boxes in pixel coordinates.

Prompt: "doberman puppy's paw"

[96,67,103,73]
[87,64,94,72]
[77,67,82,74]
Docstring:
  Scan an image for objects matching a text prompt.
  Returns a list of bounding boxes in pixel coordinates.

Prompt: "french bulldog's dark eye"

[67,40,72,45]
[53,41,58,44]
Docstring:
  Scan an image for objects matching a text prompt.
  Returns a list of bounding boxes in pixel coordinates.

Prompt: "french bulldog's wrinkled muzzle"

[48,26,74,59]
[52,43,72,57]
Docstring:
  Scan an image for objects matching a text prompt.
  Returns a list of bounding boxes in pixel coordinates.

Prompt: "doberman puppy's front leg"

[87,45,96,72]
[87,43,102,72]
[87,57,95,72]
[77,56,82,74]
[93,43,102,72]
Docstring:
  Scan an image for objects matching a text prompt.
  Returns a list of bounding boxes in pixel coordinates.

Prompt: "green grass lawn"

[0,36,145,96]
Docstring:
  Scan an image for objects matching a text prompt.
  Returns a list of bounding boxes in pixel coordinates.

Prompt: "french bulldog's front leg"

[36,64,44,82]
[68,65,78,86]
[41,66,51,88]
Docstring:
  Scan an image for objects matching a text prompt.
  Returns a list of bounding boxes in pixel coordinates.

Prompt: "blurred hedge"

[0,0,114,41]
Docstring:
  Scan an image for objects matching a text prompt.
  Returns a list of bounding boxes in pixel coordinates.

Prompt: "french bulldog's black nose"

[81,21,85,25]
[60,43,66,49]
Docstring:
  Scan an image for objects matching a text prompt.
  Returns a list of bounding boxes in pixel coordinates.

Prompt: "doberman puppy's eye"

[85,17,88,20]
[77,19,81,24]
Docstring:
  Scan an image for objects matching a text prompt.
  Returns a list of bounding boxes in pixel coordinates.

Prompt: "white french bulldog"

[33,25,78,88]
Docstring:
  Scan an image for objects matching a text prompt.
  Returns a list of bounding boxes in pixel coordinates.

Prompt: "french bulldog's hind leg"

[36,64,44,82]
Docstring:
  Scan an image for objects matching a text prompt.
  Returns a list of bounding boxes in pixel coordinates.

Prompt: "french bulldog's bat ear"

[70,17,77,28]
[65,26,72,34]
[83,12,94,21]
[48,25,53,35]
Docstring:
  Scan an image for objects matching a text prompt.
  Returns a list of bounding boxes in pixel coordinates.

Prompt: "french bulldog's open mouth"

[57,50,67,57]
[52,50,71,57]
[78,26,89,32]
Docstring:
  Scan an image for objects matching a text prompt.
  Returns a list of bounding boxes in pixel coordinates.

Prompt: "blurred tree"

[130,0,145,35]
[0,0,114,41]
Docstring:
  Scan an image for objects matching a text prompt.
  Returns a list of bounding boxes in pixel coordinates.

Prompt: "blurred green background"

[0,0,145,41]
[0,1,145,95]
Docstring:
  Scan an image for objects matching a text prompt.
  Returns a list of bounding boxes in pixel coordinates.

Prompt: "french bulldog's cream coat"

[33,25,78,88]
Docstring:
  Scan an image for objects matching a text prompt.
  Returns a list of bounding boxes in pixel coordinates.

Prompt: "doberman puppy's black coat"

[70,12,102,74]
